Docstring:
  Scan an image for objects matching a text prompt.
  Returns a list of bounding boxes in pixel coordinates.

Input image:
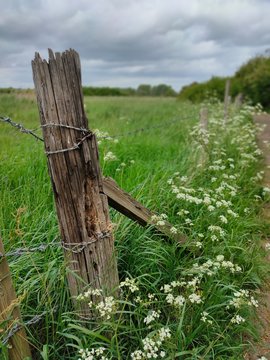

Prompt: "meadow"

[0,94,268,359]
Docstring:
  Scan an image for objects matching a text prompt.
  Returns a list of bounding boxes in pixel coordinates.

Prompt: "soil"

[245,114,270,360]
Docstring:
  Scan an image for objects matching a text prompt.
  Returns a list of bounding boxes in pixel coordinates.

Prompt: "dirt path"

[245,114,270,359]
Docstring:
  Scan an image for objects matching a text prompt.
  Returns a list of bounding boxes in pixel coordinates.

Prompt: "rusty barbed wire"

[2,309,57,345]
[61,231,111,253]
[45,132,93,156]
[0,116,44,142]
[0,231,112,259]
[0,113,197,144]
[0,240,59,258]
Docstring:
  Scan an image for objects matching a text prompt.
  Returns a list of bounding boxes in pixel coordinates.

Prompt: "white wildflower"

[201,311,213,324]
[119,278,139,293]
[170,226,178,234]
[157,220,166,226]
[219,215,228,224]
[216,255,224,262]
[231,314,245,324]
[96,296,116,319]
[104,151,117,161]
[189,293,202,304]
[144,310,161,325]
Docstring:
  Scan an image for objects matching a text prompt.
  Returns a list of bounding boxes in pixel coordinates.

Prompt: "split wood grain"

[32,49,119,316]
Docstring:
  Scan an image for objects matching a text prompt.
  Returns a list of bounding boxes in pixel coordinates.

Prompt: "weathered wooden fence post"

[0,237,31,359]
[234,93,243,109]
[199,108,208,131]
[224,79,231,121]
[32,49,119,316]
[199,108,208,166]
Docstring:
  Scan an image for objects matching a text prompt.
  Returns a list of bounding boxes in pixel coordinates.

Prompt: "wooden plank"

[103,177,186,243]
[32,49,119,316]
[0,237,31,359]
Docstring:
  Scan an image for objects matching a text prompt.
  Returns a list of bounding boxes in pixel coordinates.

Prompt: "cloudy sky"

[1,0,269,91]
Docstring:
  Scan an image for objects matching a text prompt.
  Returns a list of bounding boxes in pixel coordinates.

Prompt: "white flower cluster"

[104,151,117,162]
[131,327,171,360]
[263,187,270,196]
[119,277,139,293]
[96,296,115,320]
[77,288,103,300]
[143,310,161,325]
[190,125,210,146]
[94,129,119,145]
[208,225,225,241]
[168,172,240,233]
[201,311,213,325]
[161,279,202,307]
[77,288,116,320]
[228,289,258,309]
[78,347,109,360]
[230,314,245,324]
[150,213,167,227]
[192,255,241,276]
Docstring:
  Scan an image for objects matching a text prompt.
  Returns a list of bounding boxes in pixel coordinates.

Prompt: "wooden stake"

[0,237,31,359]
[224,79,231,121]
[199,108,208,131]
[103,177,187,243]
[234,93,243,109]
[32,49,119,315]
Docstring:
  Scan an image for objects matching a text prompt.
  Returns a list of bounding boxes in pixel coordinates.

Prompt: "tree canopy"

[178,51,270,107]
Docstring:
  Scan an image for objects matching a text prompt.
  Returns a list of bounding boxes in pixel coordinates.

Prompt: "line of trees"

[82,84,177,97]
[178,51,270,108]
[0,84,177,97]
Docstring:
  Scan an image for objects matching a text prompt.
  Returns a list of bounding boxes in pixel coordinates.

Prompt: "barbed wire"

[0,116,44,142]
[0,113,198,144]
[45,132,93,156]
[2,309,56,345]
[0,231,112,259]
[0,240,59,258]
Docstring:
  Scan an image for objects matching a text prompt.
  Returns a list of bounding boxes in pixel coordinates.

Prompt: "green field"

[0,94,268,359]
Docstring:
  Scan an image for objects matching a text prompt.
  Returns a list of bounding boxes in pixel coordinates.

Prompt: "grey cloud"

[0,0,270,89]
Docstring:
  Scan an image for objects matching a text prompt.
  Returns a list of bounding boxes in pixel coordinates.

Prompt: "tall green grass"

[0,95,268,359]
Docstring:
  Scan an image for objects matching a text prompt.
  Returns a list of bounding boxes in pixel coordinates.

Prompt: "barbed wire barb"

[2,309,57,345]
[0,113,198,145]
[0,116,44,142]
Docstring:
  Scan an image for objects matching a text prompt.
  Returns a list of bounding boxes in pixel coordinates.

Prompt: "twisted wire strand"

[0,113,197,144]
[0,116,44,142]
[0,231,111,259]
[2,309,57,345]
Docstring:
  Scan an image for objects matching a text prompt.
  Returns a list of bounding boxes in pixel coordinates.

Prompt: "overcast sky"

[0,0,269,91]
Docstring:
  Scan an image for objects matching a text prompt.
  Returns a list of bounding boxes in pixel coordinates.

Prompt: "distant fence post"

[199,108,208,166]
[224,79,231,121]
[32,49,119,316]
[234,93,243,109]
[199,108,208,130]
[0,237,31,359]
